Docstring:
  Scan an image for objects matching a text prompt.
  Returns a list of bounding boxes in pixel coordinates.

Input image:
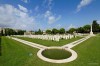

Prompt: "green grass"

[42,49,71,60]
[96,33,100,36]
[0,35,100,66]
[0,36,1,56]
[14,36,82,46]
[0,37,39,66]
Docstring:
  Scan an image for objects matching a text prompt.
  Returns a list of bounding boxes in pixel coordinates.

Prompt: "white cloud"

[34,6,39,12]
[44,10,61,24]
[44,10,52,18]
[77,0,93,12]
[48,16,55,24]
[42,0,61,24]
[0,4,35,30]
[48,0,53,10]
[18,4,28,12]
[68,24,75,29]
[21,0,28,3]
[42,0,53,10]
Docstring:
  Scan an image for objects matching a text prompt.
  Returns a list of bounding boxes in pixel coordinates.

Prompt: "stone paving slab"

[62,35,91,48]
[10,37,47,49]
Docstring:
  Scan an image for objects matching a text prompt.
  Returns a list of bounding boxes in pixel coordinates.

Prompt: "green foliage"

[92,20,99,32]
[59,28,65,34]
[68,28,76,33]
[67,20,100,33]
[0,28,25,36]
[17,30,26,35]
[99,26,100,32]
[35,29,43,35]
[51,28,59,34]
[1,30,4,36]
[77,27,84,33]
[83,25,90,33]
[46,29,52,34]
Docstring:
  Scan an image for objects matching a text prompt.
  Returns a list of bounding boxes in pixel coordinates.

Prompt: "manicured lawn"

[67,36,100,66]
[96,33,100,36]
[0,36,1,56]
[0,36,100,66]
[14,36,82,46]
[42,49,71,59]
[0,37,39,66]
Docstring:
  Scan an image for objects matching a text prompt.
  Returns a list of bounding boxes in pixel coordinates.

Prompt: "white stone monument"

[90,23,95,36]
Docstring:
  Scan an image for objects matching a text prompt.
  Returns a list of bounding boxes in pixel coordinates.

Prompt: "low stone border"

[37,47,77,63]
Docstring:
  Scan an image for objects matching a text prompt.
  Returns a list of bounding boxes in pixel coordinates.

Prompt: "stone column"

[90,23,95,36]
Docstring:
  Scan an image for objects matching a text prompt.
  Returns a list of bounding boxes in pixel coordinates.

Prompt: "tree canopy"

[46,29,52,34]
[52,28,59,34]
[35,29,43,35]
[59,28,65,34]
[83,25,90,33]
[0,20,100,35]
[68,28,76,33]
[92,20,99,32]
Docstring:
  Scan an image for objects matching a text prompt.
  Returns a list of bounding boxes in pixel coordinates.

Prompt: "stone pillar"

[90,23,95,36]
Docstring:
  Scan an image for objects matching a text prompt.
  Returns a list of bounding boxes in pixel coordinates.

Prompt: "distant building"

[43,31,46,35]
[24,31,35,35]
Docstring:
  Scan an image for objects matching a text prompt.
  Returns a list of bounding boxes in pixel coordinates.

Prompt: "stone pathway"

[9,37,47,49]
[6,35,92,63]
[37,47,78,63]
[62,35,91,48]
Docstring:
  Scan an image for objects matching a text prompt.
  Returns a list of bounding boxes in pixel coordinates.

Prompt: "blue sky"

[0,0,100,31]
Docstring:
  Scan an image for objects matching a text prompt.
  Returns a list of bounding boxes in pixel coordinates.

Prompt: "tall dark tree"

[99,25,100,32]
[38,29,43,34]
[92,20,99,32]
[59,28,65,34]
[35,29,43,35]
[1,30,3,36]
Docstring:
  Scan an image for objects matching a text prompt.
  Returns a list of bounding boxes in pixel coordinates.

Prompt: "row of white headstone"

[14,34,76,41]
